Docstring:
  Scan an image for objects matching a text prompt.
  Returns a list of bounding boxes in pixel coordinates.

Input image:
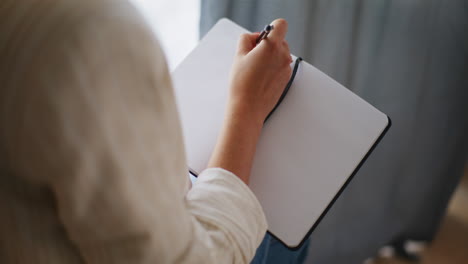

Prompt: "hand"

[227,18,293,126]
[207,19,292,184]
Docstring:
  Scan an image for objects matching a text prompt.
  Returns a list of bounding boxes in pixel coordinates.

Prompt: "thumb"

[237,32,260,55]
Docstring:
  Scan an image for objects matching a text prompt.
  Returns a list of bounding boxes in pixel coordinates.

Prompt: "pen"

[256,24,274,44]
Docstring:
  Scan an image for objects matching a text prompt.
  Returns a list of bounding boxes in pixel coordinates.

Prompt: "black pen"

[256,24,274,44]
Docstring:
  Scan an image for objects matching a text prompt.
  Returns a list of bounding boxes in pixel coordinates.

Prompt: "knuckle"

[283,52,292,63]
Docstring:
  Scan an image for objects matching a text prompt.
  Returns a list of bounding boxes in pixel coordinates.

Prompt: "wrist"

[207,100,264,184]
[226,100,264,133]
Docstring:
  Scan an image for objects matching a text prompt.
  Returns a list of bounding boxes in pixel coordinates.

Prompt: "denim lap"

[250,233,310,264]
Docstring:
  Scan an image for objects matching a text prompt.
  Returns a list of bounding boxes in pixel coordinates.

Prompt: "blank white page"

[172,18,390,248]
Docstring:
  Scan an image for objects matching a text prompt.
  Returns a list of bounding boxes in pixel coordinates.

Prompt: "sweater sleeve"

[1,1,266,263]
[187,168,268,263]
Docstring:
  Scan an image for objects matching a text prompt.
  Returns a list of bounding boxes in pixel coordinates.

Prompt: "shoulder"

[1,0,159,68]
[1,0,166,92]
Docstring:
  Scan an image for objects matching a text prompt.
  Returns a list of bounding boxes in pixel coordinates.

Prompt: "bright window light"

[129,0,201,70]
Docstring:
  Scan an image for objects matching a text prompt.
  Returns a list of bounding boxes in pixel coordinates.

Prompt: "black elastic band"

[264,57,303,122]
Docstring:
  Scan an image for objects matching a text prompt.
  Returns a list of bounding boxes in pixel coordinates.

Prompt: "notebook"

[172,18,391,249]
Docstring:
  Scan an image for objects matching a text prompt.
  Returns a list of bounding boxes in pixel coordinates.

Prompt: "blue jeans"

[250,233,310,264]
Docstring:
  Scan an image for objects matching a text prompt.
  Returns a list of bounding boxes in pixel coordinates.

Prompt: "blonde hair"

[0,0,180,178]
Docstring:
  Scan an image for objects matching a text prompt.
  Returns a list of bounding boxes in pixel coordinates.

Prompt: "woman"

[0,0,294,263]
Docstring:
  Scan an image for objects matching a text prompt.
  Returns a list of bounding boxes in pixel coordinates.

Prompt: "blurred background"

[129,0,200,70]
[129,0,467,263]
[374,171,468,264]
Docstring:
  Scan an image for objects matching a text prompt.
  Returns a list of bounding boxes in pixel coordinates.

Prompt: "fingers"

[282,40,293,63]
[265,18,291,64]
[237,18,289,56]
[237,32,261,55]
[268,18,288,43]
